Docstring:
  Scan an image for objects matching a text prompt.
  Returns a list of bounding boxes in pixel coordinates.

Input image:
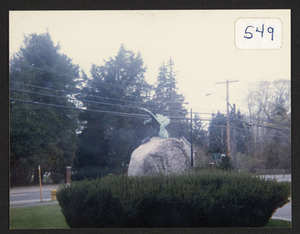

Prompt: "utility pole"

[38,165,42,202]
[232,104,237,165]
[190,109,193,167]
[215,80,239,160]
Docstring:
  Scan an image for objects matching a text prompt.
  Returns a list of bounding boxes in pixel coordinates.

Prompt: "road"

[258,174,291,221]
[272,198,291,221]
[258,174,291,182]
[10,184,60,205]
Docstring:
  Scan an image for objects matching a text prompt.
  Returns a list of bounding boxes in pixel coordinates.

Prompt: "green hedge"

[57,170,290,228]
[71,166,125,181]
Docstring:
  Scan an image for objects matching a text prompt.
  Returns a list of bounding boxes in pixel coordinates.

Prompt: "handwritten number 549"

[244,24,274,41]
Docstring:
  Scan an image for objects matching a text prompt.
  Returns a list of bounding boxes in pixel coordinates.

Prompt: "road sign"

[212,153,221,160]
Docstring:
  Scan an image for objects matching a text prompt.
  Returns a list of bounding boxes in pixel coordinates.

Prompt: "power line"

[209,116,290,132]
[169,121,290,140]
[241,114,291,129]
[207,112,290,130]
[10,88,192,119]
[11,66,196,113]
[10,88,145,110]
[10,87,190,115]
[10,86,291,132]
[208,124,290,140]
[10,82,291,131]
[11,81,157,107]
[12,65,291,122]
[9,97,194,121]
[11,82,169,112]
[11,85,291,131]
[10,98,149,119]
[10,97,290,140]
[247,122,290,132]
[11,81,237,115]
[10,82,209,115]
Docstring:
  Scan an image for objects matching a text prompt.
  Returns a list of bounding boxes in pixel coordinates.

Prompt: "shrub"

[51,171,64,184]
[217,156,233,171]
[57,170,290,228]
[71,166,125,181]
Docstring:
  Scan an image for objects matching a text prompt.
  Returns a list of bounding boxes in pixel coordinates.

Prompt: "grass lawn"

[10,203,291,229]
[264,219,291,228]
[10,203,70,229]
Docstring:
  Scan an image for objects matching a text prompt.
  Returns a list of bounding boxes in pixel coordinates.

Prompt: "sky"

[9,10,290,119]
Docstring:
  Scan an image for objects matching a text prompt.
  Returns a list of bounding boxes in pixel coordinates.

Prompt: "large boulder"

[128,137,191,176]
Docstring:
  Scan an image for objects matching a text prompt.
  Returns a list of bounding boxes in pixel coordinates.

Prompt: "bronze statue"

[140,107,170,138]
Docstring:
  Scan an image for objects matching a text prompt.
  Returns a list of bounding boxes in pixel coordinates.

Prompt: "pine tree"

[191,114,208,148]
[10,32,80,185]
[208,112,227,154]
[75,45,151,175]
[153,58,188,138]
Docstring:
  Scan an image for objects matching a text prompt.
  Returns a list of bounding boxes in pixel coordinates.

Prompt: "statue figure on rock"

[140,107,170,138]
[128,108,191,176]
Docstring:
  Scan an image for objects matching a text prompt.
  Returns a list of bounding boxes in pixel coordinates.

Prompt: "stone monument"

[128,108,191,176]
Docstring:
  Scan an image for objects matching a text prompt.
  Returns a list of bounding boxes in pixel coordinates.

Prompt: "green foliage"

[208,111,251,156]
[153,59,188,138]
[75,45,151,172]
[190,114,208,148]
[10,32,80,186]
[208,112,227,154]
[71,166,126,181]
[264,219,291,228]
[10,203,70,229]
[217,155,233,171]
[57,171,290,227]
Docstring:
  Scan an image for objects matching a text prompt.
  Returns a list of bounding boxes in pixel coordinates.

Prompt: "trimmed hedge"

[57,170,290,228]
[71,166,126,181]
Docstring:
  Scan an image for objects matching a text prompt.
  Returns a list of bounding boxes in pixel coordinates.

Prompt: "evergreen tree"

[10,32,80,185]
[208,109,252,169]
[231,110,254,155]
[153,59,188,138]
[75,45,151,175]
[190,114,208,148]
[208,112,227,154]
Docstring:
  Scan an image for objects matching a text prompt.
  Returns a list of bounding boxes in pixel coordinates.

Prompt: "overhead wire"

[208,124,290,139]
[11,65,193,113]
[10,98,149,119]
[12,64,291,124]
[10,88,148,110]
[10,82,209,115]
[10,66,228,116]
[10,93,291,135]
[10,66,291,130]
[9,97,195,121]
[208,112,291,131]
[10,81,157,107]
[10,86,191,116]
[10,85,291,131]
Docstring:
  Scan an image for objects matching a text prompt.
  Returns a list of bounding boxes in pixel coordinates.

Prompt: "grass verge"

[264,219,291,228]
[10,203,69,229]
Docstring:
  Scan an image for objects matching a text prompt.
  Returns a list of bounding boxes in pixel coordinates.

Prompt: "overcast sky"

[9,10,290,118]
